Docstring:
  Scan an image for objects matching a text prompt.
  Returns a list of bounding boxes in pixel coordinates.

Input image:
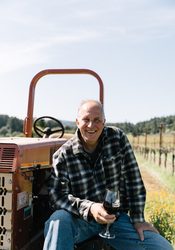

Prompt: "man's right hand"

[90,203,116,224]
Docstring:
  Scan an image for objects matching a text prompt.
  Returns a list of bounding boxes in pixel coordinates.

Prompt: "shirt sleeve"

[120,131,146,223]
[49,150,94,221]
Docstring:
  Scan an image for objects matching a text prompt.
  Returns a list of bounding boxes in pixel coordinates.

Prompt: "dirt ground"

[140,167,166,192]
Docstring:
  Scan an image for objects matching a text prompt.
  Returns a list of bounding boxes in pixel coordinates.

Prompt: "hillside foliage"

[0,115,23,136]
[0,114,175,136]
[108,115,175,135]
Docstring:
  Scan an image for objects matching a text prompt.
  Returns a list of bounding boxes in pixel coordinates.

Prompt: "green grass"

[135,154,175,247]
[135,153,175,193]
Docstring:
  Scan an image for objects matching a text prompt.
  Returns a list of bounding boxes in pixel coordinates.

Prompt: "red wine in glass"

[103,200,120,215]
[99,188,120,239]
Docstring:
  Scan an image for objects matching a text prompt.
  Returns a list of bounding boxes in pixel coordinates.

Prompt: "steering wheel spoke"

[33,116,64,138]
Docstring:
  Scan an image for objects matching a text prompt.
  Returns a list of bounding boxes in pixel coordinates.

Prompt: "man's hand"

[134,222,159,241]
[90,203,116,224]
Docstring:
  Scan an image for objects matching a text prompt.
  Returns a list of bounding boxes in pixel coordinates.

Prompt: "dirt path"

[140,167,166,192]
[135,154,169,192]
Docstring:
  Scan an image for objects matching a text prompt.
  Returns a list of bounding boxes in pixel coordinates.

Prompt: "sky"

[0,0,175,124]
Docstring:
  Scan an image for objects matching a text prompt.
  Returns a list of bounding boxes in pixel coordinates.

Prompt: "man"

[43,100,173,250]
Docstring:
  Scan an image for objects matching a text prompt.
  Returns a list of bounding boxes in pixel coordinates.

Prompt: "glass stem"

[106,223,110,233]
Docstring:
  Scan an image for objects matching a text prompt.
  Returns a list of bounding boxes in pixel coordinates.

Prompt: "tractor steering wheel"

[33,116,64,138]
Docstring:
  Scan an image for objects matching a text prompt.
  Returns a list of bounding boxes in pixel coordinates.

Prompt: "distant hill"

[107,115,175,136]
[0,114,175,137]
[0,114,23,136]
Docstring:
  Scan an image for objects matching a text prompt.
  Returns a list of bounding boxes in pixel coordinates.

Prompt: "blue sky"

[0,0,175,124]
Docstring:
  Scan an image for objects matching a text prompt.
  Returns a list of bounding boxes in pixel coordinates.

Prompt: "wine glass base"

[99,232,115,239]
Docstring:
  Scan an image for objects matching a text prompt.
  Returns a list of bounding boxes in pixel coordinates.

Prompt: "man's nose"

[88,121,94,127]
[87,120,94,127]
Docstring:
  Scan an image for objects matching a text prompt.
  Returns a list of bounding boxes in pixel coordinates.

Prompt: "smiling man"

[43,100,173,250]
[76,100,105,152]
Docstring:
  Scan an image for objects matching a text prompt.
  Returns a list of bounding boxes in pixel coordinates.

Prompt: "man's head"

[76,100,105,151]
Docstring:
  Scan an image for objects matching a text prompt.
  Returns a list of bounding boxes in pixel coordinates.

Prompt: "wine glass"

[99,188,120,239]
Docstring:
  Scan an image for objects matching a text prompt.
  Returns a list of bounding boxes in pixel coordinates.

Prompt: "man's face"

[76,102,105,148]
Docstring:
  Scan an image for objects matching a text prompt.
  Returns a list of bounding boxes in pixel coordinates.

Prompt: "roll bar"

[23,69,104,137]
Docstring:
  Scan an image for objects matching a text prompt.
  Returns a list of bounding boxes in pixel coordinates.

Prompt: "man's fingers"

[137,229,144,241]
[134,222,160,242]
[98,212,116,224]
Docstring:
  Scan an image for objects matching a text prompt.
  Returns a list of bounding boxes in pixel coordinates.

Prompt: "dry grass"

[128,133,175,151]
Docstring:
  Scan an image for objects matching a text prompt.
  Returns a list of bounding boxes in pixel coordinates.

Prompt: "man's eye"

[82,118,102,124]
[83,119,89,123]
[94,119,101,123]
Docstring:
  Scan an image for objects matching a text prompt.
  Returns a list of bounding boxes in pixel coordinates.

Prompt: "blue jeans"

[43,210,173,250]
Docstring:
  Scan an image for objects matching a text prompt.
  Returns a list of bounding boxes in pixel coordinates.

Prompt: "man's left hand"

[134,222,159,241]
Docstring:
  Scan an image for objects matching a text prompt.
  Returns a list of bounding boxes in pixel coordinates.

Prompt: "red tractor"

[0,69,113,250]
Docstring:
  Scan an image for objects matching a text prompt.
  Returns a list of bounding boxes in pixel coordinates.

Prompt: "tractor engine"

[0,137,66,250]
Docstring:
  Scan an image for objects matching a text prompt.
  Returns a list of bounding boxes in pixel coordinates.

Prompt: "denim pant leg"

[43,209,102,250]
[43,210,173,250]
[104,213,173,250]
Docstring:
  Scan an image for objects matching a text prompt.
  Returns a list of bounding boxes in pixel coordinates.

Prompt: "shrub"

[145,190,175,245]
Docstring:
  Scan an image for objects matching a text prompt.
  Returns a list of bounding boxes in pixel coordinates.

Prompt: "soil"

[140,167,166,192]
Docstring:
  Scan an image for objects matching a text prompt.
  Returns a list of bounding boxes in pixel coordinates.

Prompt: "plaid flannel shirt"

[50,126,146,223]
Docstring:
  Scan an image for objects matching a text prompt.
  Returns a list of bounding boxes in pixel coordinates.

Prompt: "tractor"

[0,69,114,250]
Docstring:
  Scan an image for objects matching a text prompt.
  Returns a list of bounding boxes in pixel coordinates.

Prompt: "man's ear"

[76,118,79,127]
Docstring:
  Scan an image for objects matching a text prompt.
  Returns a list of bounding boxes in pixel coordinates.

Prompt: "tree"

[0,126,9,136]
[7,117,23,133]
[0,115,9,127]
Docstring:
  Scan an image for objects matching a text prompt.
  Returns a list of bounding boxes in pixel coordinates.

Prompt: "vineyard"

[128,127,175,176]
[128,130,175,247]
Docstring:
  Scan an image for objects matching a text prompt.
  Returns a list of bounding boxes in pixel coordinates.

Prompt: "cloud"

[0,29,100,75]
[0,0,175,75]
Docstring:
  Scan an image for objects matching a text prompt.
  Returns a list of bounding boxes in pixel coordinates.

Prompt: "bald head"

[77,100,105,120]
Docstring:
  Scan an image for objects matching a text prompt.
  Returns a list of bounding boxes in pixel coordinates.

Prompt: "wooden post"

[172,132,175,175]
[173,132,175,151]
[172,154,175,176]
[144,131,147,147]
[153,138,156,162]
[144,131,148,159]
[159,123,164,166]
[137,135,140,145]
[137,135,140,153]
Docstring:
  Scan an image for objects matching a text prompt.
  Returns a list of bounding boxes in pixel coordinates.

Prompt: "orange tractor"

[0,69,110,250]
